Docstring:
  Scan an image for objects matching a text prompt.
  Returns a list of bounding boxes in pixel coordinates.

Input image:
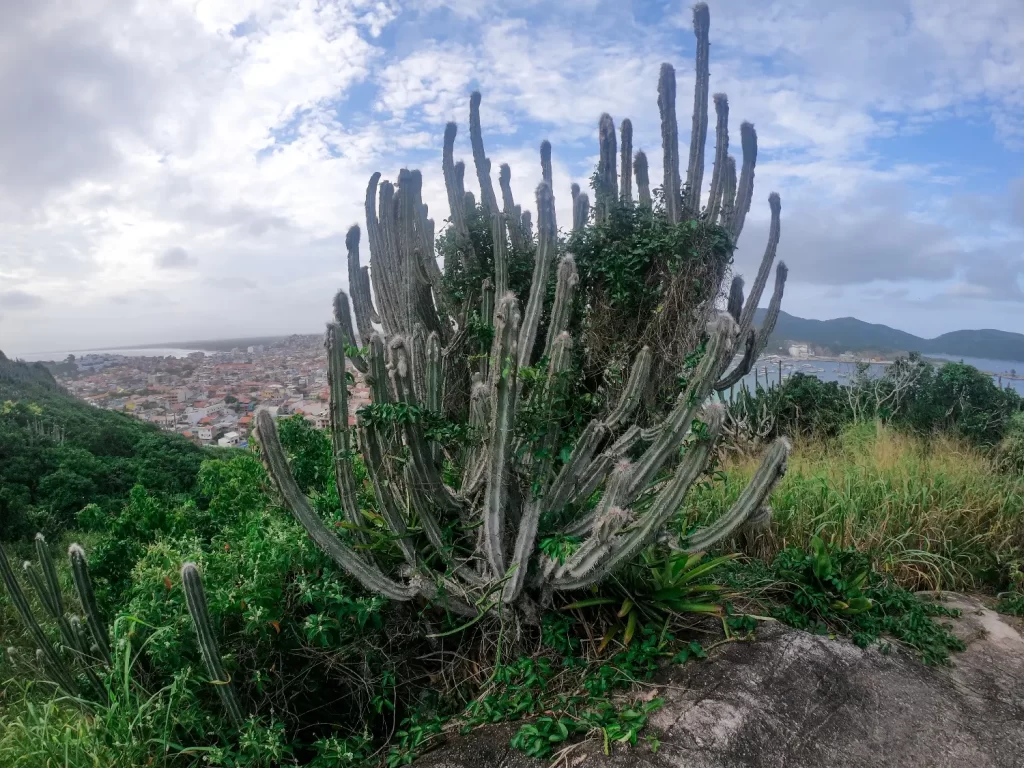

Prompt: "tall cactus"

[257,3,793,614]
[181,563,245,728]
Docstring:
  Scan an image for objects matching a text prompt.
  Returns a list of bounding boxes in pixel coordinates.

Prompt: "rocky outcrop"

[416,594,1024,768]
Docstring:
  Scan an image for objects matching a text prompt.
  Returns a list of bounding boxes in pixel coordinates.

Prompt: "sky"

[1,0,1022,356]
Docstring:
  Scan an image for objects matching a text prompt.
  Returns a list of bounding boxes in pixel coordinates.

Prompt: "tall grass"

[683,421,1024,591]
[0,617,201,768]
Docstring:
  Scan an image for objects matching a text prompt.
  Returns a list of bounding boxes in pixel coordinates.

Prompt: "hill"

[756,310,1024,362]
[0,353,208,540]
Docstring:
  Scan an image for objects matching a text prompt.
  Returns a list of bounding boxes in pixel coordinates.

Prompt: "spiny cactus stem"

[730,122,758,242]
[597,113,618,222]
[555,405,725,589]
[753,262,788,360]
[605,346,652,428]
[706,93,730,221]
[469,91,500,216]
[68,543,111,666]
[34,534,65,619]
[542,257,579,360]
[359,418,418,566]
[715,329,756,391]
[658,63,682,223]
[625,315,736,501]
[255,410,418,600]
[442,123,477,269]
[726,275,745,323]
[683,437,790,552]
[685,3,711,216]
[620,118,633,202]
[346,226,373,345]
[326,323,367,544]
[491,213,509,306]
[517,183,557,368]
[498,164,526,252]
[572,191,590,233]
[634,150,652,207]
[720,155,738,229]
[735,193,782,345]
[0,544,78,695]
[182,563,245,728]
[483,293,521,577]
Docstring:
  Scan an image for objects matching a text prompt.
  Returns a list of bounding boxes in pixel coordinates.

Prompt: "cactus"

[68,543,111,666]
[731,122,757,242]
[255,4,793,613]
[619,119,633,202]
[596,113,617,223]
[181,563,245,728]
[0,543,78,695]
[658,63,682,223]
[684,3,711,216]
[634,150,651,207]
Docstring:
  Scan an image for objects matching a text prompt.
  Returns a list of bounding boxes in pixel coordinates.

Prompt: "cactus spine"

[181,563,245,728]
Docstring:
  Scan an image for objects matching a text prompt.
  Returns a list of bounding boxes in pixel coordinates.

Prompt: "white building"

[788,343,810,360]
[218,431,241,448]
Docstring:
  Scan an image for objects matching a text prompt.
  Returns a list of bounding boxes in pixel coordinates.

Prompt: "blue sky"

[0,0,1021,354]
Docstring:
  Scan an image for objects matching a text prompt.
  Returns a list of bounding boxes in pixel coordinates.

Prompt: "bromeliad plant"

[255,4,792,618]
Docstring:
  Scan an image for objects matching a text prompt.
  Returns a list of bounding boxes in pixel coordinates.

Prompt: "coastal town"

[44,336,368,448]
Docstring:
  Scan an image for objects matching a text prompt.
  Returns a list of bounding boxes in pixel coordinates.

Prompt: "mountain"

[754,310,1024,363]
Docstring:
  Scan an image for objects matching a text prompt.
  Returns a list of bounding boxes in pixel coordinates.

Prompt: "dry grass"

[683,421,1024,592]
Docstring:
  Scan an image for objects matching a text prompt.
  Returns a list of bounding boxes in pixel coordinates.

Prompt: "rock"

[415,594,1024,768]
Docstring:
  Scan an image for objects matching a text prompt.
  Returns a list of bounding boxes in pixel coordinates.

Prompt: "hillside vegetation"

[0,354,208,540]
[758,309,1024,362]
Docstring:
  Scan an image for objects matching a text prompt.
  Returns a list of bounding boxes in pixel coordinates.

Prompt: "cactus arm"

[412,323,428,403]
[726,275,744,323]
[181,563,246,728]
[68,543,111,666]
[326,323,367,544]
[333,291,368,374]
[491,213,509,307]
[572,191,590,232]
[469,91,500,216]
[730,122,758,242]
[560,425,643,536]
[480,279,495,380]
[346,226,374,345]
[23,559,77,652]
[752,262,788,360]
[543,420,609,515]
[517,182,557,369]
[684,3,711,216]
[69,614,107,700]
[554,405,724,589]
[540,140,553,190]
[720,155,737,229]
[366,332,392,405]
[596,114,617,223]
[461,373,491,493]
[0,544,79,694]
[620,118,633,202]
[443,123,477,270]
[482,293,521,577]
[625,315,736,502]
[388,337,464,515]
[681,437,790,552]
[604,345,652,429]
[357,419,418,567]
[426,331,443,414]
[498,164,527,252]
[35,533,65,619]
[658,63,682,223]
[255,410,418,600]
[634,150,652,207]
[715,329,756,391]
[542,257,579,360]
[735,193,781,344]
[521,209,533,241]
[706,94,730,222]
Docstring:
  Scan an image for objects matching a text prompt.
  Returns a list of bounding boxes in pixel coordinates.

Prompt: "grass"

[683,421,1024,592]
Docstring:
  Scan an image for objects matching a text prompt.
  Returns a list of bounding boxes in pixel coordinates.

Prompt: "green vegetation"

[0,356,208,541]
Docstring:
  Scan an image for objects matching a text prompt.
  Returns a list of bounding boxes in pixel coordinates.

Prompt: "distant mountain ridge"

[754,310,1024,363]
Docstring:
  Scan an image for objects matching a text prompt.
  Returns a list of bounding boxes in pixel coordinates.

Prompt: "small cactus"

[181,563,245,728]
[69,543,111,666]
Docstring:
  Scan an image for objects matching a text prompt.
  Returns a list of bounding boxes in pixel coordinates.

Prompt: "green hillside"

[0,353,207,540]
[757,310,1024,362]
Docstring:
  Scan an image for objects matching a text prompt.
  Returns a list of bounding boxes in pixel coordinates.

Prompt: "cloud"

[0,290,45,310]
[156,247,196,270]
[0,0,1022,355]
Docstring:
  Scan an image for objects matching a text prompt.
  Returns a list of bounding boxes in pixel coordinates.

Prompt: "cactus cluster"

[0,535,109,699]
[254,3,791,615]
